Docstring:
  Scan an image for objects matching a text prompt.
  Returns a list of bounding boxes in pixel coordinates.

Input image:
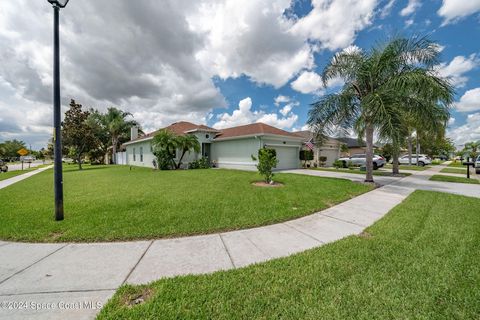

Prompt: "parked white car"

[475,155,480,174]
[337,154,386,170]
[398,154,431,166]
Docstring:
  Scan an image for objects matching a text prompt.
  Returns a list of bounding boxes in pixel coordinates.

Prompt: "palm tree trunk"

[365,124,374,183]
[177,150,187,169]
[392,143,400,175]
[416,133,420,166]
[112,137,117,164]
[407,134,413,166]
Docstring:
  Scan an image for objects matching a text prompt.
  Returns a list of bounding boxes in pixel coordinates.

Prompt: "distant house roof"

[123,121,218,146]
[215,122,303,140]
[293,131,378,148]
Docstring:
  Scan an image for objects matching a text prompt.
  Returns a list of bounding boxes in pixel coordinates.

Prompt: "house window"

[206,134,210,139]
[133,148,136,161]
[140,147,143,162]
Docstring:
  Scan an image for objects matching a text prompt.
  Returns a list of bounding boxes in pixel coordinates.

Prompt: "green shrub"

[252,148,278,183]
[333,159,343,169]
[318,156,327,167]
[299,150,314,161]
[189,157,210,169]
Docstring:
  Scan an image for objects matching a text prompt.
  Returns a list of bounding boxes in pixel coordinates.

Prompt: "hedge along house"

[122,121,304,170]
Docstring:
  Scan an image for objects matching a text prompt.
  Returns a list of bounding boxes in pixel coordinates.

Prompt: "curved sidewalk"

[0,163,479,320]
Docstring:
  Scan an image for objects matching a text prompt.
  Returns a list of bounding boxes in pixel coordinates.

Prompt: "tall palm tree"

[175,135,200,169]
[103,108,139,164]
[308,36,453,182]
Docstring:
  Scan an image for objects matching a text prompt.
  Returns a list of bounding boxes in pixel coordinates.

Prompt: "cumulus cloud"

[438,0,480,25]
[274,95,291,106]
[291,71,323,94]
[400,0,421,16]
[214,97,298,130]
[455,88,480,112]
[291,0,378,51]
[448,117,455,126]
[290,71,344,94]
[436,54,479,88]
[0,0,379,147]
[448,113,480,147]
[189,0,315,88]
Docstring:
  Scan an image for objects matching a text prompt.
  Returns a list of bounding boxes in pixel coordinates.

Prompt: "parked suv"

[398,154,431,166]
[0,160,8,173]
[475,155,480,174]
[337,154,386,170]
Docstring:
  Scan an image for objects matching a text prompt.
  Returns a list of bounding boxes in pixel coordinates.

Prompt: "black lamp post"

[47,0,69,221]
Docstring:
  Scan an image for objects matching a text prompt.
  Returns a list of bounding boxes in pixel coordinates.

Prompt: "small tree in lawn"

[252,148,278,184]
[62,99,98,170]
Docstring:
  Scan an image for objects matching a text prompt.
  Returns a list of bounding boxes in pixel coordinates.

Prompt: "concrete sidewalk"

[0,166,53,190]
[0,162,478,319]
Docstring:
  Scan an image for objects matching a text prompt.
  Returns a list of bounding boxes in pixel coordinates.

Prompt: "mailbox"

[462,161,474,179]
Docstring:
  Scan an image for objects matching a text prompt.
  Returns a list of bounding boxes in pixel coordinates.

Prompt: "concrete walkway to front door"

[0,162,478,320]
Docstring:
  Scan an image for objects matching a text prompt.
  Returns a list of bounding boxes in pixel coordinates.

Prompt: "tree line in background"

[308,35,455,182]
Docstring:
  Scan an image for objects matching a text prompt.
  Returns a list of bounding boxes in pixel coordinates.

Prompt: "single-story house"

[293,130,341,167]
[336,137,378,156]
[122,121,304,170]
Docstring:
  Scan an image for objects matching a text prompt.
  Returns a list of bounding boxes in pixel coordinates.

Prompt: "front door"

[202,143,211,159]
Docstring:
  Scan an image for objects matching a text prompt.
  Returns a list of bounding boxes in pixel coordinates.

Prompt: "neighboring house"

[336,137,379,156]
[122,121,304,170]
[293,130,341,167]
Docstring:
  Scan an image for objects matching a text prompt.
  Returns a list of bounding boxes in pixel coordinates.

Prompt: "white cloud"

[291,0,378,51]
[455,88,480,112]
[447,113,480,147]
[290,71,344,94]
[291,71,323,94]
[379,0,396,19]
[189,0,315,88]
[214,97,298,130]
[448,117,455,126]
[436,54,479,88]
[0,0,379,147]
[404,19,414,27]
[438,0,480,25]
[400,0,421,16]
[274,95,291,106]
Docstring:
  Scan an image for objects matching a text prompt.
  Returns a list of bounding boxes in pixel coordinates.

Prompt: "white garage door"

[273,146,300,170]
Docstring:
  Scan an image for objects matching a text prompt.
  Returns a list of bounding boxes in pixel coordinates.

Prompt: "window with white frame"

[133,147,136,161]
[140,147,143,162]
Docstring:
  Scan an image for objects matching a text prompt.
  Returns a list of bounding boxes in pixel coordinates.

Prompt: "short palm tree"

[152,129,177,170]
[103,108,138,164]
[308,36,453,182]
[175,135,200,169]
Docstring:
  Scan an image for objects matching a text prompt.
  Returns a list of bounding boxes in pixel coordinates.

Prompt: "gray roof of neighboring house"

[293,131,377,148]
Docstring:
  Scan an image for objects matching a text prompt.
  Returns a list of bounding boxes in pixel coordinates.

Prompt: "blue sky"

[0,0,479,149]
[209,0,480,146]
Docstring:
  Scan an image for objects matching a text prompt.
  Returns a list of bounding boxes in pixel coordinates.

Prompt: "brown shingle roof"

[126,121,218,144]
[215,122,301,140]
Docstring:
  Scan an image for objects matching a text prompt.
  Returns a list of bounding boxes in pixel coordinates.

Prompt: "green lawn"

[448,161,466,168]
[430,174,479,184]
[98,191,480,320]
[0,165,372,242]
[311,167,411,177]
[384,164,430,171]
[440,167,467,174]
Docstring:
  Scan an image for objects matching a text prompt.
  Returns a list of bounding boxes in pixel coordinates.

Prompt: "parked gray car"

[337,154,386,170]
[0,160,8,173]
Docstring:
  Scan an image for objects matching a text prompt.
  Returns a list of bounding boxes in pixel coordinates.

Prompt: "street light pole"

[48,0,69,221]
